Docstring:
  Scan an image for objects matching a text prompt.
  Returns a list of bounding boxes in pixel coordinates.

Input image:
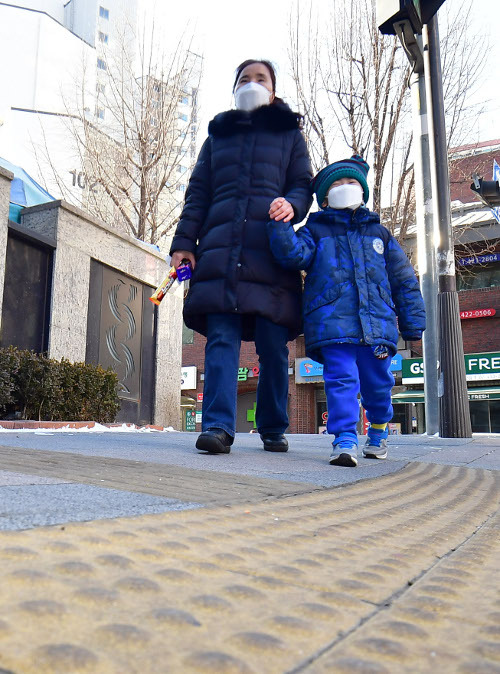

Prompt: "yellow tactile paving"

[0,462,498,673]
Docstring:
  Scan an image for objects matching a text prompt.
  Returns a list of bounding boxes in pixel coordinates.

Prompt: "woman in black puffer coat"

[170,59,312,454]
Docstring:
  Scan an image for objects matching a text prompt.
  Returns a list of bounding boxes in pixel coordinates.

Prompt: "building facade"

[180,140,500,435]
[0,1,197,251]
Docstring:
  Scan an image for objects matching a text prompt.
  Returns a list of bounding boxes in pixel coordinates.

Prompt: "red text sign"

[460,308,496,320]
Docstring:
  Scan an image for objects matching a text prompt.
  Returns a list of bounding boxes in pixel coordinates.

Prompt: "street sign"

[377,0,445,35]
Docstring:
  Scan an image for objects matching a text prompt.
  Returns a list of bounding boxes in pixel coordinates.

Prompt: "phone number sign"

[460,308,496,320]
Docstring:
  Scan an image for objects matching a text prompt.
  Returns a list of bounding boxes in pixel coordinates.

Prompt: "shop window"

[469,401,490,433]
[457,264,500,291]
[489,401,500,433]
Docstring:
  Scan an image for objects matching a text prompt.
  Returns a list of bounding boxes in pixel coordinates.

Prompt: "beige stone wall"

[0,167,13,331]
[21,201,182,429]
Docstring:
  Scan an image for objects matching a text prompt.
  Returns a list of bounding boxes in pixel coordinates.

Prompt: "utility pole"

[407,37,439,436]
[424,17,472,437]
[389,16,440,435]
[377,0,471,438]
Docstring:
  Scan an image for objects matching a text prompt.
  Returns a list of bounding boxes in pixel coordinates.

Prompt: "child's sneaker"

[363,426,389,459]
[329,432,358,467]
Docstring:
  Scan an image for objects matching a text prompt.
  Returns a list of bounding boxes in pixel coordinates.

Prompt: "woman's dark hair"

[233,59,285,105]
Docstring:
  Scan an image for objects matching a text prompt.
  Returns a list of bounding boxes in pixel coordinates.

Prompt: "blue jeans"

[202,313,289,437]
[322,344,394,438]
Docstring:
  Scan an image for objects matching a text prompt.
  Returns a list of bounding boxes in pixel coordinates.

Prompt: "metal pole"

[424,16,472,438]
[409,39,439,436]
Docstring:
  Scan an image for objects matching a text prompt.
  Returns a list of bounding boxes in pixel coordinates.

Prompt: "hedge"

[0,346,120,423]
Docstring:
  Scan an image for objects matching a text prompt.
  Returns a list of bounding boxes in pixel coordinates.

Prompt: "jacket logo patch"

[373,238,384,254]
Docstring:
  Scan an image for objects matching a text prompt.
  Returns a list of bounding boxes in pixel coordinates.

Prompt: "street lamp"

[377,0,472,438]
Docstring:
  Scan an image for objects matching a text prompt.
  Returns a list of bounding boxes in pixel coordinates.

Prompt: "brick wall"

[458,286,500,354]
[449,148,500,203]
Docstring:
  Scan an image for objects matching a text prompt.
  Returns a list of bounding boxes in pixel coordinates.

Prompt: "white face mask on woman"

[327,183,364,210]
[234,82,271,111]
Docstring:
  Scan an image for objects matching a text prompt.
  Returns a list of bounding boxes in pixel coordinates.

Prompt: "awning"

[393,387,500,404]
[0,156,55,223]
[392,391,425,404]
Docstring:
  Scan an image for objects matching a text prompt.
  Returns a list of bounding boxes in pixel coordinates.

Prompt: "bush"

[0,347,120,423]
[0,346,18,411]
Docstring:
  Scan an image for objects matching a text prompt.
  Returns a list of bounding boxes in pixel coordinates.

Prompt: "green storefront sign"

[185,410,196,431]
[402,351,500,384]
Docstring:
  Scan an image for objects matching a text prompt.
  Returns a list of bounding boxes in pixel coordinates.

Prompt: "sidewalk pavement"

[0,431,498,673]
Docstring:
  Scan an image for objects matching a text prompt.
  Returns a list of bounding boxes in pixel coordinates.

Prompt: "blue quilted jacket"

[267,207,426,363]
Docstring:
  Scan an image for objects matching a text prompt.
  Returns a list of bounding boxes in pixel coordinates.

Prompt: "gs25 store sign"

[402,352,500,384]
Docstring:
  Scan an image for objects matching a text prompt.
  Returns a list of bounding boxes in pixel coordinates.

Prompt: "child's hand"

[269,197,294,223]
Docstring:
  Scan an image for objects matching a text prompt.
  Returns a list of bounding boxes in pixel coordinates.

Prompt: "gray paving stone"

[0,483,200,531]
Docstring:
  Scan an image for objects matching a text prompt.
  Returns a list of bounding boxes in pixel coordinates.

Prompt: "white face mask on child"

[234,82,271,111]
[328,183,364,210]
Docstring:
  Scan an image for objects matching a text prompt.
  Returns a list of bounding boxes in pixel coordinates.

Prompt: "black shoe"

[196,428,233,454]
[260,433,288,452]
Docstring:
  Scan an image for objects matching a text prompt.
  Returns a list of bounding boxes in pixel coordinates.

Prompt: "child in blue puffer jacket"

[267,155,426,466]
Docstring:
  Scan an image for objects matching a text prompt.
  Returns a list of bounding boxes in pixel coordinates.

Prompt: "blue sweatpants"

[321,344,394,438]
[202,313,290,437]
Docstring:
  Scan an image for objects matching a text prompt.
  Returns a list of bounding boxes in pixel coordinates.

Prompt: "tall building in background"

[0,0,198,248]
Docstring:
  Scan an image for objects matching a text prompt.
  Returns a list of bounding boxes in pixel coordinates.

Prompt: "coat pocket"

[304,284,343,315]
[378,285,396,311]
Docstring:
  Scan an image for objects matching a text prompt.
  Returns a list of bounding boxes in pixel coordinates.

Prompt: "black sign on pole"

[377,0,446,35]
[470,176,500,208]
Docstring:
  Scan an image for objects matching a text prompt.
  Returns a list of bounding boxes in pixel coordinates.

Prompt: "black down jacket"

[169,103,312,341]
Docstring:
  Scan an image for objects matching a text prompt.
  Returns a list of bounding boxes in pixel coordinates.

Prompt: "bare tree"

[36,22,201,247]
[288,0,485,241]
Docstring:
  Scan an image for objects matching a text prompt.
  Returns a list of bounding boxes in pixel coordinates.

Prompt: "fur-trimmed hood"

[208,103,302,137]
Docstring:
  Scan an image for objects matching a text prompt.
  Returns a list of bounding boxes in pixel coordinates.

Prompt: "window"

[97,58,107,71]
[99,6,109,19]
[457,264,500,291]
[96,82,105,94]
[180,96,189,105]
[177,165,187,174]
[96,107,105,120]
[177,184,186,192]
[182,323,194,344]
[178,113,188,122]
[98,31,109,43]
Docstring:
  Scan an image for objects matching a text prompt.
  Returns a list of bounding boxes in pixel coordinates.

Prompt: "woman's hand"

[269,197,294,223]
[171,250,196,270]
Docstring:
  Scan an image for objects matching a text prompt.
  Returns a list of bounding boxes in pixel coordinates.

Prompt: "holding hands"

[269,197,294,223]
